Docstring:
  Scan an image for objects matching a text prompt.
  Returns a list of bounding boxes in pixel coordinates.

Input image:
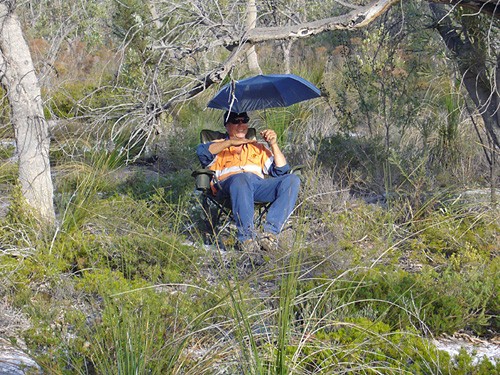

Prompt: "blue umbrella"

[207,74,321,113]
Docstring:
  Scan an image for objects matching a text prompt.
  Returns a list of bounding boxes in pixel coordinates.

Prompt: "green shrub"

[326,266,500,335]
[409,203,500,260]
[43,77,116,120]
[283,317,450,374]
[317,132,391,194]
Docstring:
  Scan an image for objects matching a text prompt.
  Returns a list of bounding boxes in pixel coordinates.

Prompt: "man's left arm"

[261,129,286,166]
[260,129,290,176]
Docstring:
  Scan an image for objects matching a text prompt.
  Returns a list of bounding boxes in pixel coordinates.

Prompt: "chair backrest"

[200,128,257,144]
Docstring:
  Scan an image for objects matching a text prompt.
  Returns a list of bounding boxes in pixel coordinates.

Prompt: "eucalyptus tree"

[0,0,110,227]
[0,2,55,225]
[429,4,500,149]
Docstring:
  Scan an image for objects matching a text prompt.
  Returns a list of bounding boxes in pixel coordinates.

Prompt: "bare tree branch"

[167,0,400,106]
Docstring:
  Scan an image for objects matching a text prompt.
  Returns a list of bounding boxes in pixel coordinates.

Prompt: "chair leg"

[202,196,217,233]
[255,203,271,228]
[201,195,233,244]
[200,195,272,244]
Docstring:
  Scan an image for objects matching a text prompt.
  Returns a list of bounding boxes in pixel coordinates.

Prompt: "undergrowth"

[1,112,499,374]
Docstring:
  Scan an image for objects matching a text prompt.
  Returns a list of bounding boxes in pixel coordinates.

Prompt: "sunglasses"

[228,117,250,124]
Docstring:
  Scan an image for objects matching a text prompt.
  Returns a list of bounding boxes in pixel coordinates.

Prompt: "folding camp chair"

[192,128,270,238]
[191,128,305,241]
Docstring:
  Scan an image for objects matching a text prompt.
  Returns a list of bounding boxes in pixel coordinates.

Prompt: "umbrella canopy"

[207,74,321,113]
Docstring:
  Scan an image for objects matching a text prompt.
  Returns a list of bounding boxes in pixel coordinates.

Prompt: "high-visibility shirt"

[196,139,290,195]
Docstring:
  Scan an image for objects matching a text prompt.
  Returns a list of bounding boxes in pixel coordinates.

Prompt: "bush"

[327,266,500,335]
[317,133,391,195]
[284,317,450,375]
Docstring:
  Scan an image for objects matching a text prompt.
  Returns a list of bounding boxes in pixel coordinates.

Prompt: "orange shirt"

[207,140,274,194]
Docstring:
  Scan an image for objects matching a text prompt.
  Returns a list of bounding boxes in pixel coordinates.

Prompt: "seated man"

[196,111,300,252]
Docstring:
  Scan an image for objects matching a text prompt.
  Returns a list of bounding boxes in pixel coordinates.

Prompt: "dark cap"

[224,111,249,125]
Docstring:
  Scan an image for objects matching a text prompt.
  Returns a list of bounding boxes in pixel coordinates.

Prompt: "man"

[196,111,300,252]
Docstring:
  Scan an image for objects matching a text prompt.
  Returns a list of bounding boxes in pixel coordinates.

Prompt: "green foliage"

[0,141,14,159]
[55,165,114,233]
[111,0,156,56]
[409,201,500,259]
[317,132,390,194]
[120,169,193,204]
[81,301,169,375]
[25,272,221,375]
[20,0,110,47]
[323,265,500,336]
[0,160,17,188]
[43,78,117,120]
[0,142,17,194]
[259,101,318,153]
[285,318,449,375]
[452,347,500,375]
[3,2,500,375]
[4,186,40,228]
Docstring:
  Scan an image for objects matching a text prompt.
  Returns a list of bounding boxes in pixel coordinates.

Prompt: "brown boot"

[258,233,278,252]
[238,239,261,253]
[236,239,264,268]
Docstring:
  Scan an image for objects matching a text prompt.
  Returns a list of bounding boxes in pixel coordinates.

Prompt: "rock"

[0,339,40,375]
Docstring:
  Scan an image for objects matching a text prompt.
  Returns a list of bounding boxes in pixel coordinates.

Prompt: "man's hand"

[260,129,278,146]
[260,129,287,167]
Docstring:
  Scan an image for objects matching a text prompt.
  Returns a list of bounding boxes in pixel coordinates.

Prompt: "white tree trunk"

[246,0,262,74]
[281,40,294,74]
[0,4,55,226]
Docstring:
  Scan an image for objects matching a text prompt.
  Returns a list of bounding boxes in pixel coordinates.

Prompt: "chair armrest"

[191,169,215,177]
[191,169,215,192]
[289,164,306,176]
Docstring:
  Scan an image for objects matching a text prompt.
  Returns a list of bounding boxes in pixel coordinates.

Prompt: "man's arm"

[208,138,255,155]
[197,138,257,168]
[196,143,215,168]
[260,129,287,167]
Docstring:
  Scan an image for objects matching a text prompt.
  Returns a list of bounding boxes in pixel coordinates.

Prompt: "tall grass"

[10,180,500,375]
[4,110,500,375]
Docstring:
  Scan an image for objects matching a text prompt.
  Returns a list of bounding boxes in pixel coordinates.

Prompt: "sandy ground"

[433,334,500,366]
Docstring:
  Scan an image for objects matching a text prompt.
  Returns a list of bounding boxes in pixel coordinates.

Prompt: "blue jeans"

[218,172,300,242]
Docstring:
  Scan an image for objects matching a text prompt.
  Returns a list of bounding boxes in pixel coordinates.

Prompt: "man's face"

[225,116,249,139]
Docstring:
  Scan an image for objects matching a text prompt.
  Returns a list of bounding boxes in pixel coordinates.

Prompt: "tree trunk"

[282,40,294,74]
[491,146,497,205]
[0,4,55,226]
[246,0,262,74]
[430,3,500,151]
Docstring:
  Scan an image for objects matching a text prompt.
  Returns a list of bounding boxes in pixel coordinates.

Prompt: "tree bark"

[246,0,400,42]
[430,3,500,150]
[282,40,294,74]
[0,4,55,226]
[428,0,500,18]
[245,0,262,74]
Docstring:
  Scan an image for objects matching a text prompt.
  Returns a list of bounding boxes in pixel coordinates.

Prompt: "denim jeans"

[218,172,300,242]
